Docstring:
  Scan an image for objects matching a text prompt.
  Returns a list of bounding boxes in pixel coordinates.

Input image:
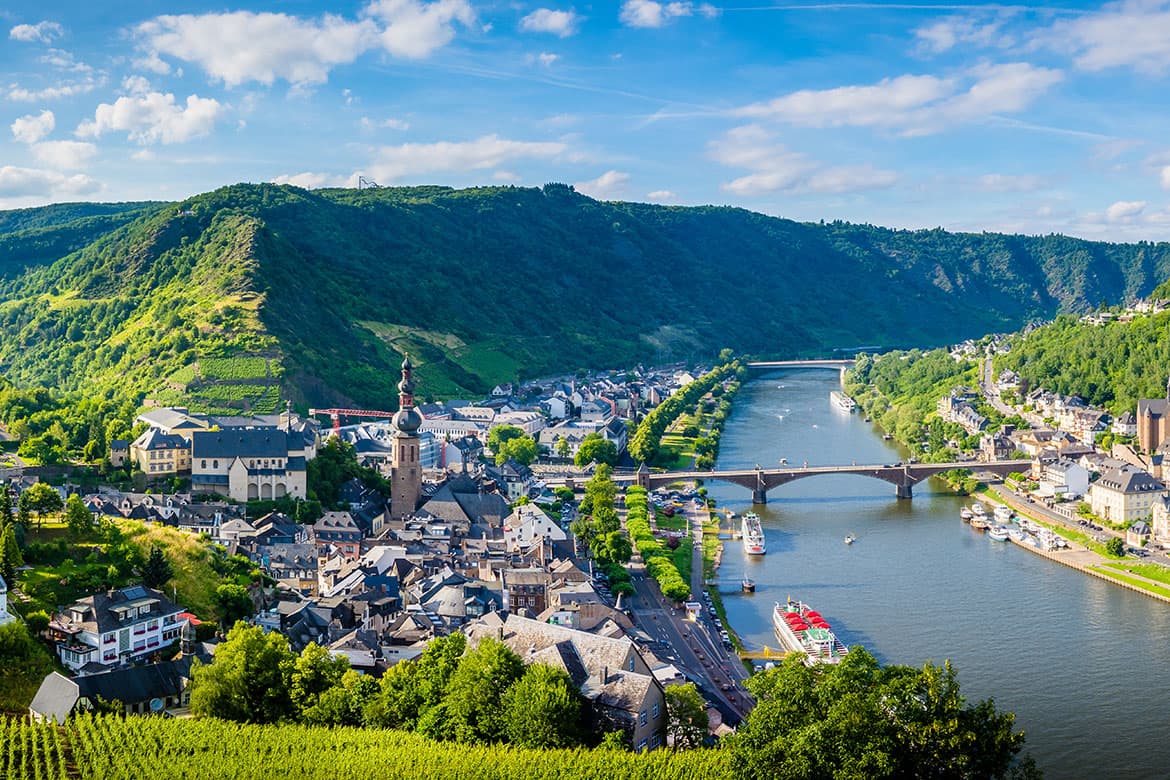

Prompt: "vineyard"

[2,715,727,779]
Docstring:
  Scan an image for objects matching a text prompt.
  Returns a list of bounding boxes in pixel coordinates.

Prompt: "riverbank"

[975,488,1170,603]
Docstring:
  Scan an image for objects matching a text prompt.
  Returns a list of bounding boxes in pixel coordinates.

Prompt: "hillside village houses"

[24,361,735,747]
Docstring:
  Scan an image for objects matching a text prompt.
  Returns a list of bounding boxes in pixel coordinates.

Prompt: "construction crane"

[309,408,398,438]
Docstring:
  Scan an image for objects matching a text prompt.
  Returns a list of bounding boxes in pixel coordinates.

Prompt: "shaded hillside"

[0,182,1168,411]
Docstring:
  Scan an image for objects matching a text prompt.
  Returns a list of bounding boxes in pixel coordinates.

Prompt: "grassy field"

[1100,562,1170,587]
[1087,566,1170,599]
[672,537,693,586]
[115,519,224,618]
[655,506,688,531]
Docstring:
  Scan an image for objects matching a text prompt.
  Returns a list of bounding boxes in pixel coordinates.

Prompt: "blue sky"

[4,1,1170,240]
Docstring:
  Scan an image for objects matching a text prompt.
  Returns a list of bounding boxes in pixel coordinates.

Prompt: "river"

[708,369,1170,780]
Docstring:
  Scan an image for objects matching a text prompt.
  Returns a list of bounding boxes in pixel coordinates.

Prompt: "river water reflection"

[707,369,1170,779]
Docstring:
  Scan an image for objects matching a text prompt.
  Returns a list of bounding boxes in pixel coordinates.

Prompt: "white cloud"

[136,12,377,87]
[1050,0,1170,74]
[11,110,55,144]
[77,92,225,145]
[531,52,559,67]
[9,21,63,43]
[976,173,1049,193]
[366,0,476,59]
[647,189,676,201]
[915,16,1009,54]
[0,166,97,198]
[30,141,97,170]
[272,172,350,188]
[492,170,521,182]
[1161,166,1170,189]
[367,135,567,181]
[734,63,1061,136]
[709,124,898,196]
[1104,200,1146,222]
[619,0,717,28]
[575,170,630,199]
[122,75,153,95]
[361,116,411,131]
[7,79,99,102]
[519,8,581,37]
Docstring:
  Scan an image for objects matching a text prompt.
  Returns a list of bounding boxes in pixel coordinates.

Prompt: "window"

[636,738,648,753]
[213,460,219,469]
[650,734,661,748]
[202,460,207,468]
[652,702,660,719]
[628,657,635,671]
[639,710,647,726]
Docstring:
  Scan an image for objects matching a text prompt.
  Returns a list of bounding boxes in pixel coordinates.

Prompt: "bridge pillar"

[752,489,767,505]
[635,463,651,491]
[896,482,913,500]
[565,478,575,491]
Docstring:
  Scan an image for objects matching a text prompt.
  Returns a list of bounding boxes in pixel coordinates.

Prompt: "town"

[2,355,750,750]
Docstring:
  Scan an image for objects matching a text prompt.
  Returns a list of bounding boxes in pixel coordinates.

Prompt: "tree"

[290,642,350,721]
[665,682,708,750]
[310,668,379,726]
[594,529,632,566]
[415,632,467,712]
[502,664,586,748]
[575,433,618,467]
[440,637,525,744]
[0,523,21,586]
[487,425,525,457]
[19,483,63,528]
[64,494,93,539]
[497,435,538,466]
[214,584,255,626]
[555,436,571,458]
[728,648,1029,780]
[1106,537,1126,557]
[0,486,12,523]
[189,623,295,723]
[24,609,50,634]
[140,545,174,589]
[366,657,425,729]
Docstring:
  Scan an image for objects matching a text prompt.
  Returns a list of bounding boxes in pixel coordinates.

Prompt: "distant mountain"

[0,182,1168,412]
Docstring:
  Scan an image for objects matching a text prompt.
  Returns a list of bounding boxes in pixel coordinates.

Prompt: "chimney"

[601,666,609,684]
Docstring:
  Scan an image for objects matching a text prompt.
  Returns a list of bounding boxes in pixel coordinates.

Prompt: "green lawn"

[672,537,693,587]
[654,507,687,531]
[1100,562,1170,587]
[1088,567,1170,599]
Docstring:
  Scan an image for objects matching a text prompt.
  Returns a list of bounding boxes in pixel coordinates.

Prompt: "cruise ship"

[742,512,766,555]
[830,390,856,412]
[773,599,850,665]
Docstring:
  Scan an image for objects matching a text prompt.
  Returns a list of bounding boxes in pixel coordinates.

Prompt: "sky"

[4,0,1170,241]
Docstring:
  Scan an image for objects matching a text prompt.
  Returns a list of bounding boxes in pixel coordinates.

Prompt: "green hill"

[1,182,1169,416]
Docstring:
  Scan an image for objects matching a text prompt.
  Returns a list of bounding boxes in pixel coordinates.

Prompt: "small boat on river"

[742,578,756,593]
[844,534,856,545]
[988,525,1010,542]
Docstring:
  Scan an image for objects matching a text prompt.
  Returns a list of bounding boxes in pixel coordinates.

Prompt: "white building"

[1089,466,1164,525]
[48,585,186,672]
[190,429,309,502]
[503,504,567,554]
[1040,459,1090,499]
[0,575,15,627]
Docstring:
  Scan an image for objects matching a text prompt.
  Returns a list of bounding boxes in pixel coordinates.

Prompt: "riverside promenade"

[982,489,1170,605]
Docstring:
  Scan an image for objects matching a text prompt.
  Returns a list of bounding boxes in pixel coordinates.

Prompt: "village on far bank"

[1,355,744,751]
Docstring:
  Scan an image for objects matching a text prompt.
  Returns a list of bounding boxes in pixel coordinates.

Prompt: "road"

[622,492,755,724]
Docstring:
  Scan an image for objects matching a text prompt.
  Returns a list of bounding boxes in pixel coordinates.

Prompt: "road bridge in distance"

[545,459,1033,503]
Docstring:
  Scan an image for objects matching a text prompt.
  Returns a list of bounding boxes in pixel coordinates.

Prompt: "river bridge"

[746,359,855,369]
[543,459,1032,503]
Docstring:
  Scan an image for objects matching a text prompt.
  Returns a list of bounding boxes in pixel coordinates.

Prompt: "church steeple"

[390,354,423,519]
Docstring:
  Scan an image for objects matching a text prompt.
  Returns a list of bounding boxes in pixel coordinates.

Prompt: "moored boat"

[742,512,766,555]
[994,504,1013,524]
[830,390,856,412]
[988,525,1010,542]
[960,507,973,522]
[772,599,849,665]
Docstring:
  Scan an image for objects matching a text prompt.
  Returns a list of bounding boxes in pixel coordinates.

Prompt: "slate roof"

[132,429,188,452]
[190,429,292,459]
[1096,466,1164,494]
[30,662,189,721]
[54,585,184,636]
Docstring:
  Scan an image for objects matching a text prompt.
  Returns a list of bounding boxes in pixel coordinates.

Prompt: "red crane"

[309,408,398,438]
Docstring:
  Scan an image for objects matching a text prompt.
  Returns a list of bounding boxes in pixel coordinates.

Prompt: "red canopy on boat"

[804,611,822,618]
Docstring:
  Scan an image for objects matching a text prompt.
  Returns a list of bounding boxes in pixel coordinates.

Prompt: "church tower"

[389,355,423,519]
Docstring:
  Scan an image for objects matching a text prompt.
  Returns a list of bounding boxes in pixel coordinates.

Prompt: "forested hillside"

[1,182,1168,419]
